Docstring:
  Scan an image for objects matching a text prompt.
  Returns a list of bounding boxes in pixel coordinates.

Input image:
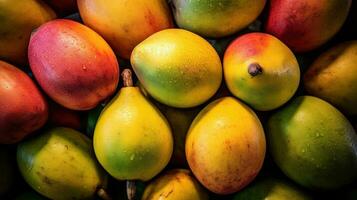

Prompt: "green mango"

[268,96,357,190]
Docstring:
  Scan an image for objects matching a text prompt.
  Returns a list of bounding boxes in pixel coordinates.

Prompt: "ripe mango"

[265,0,351,52]
[233,177,312,200]
[0,0,56,66]
[94,69,173,181]
[268,96,357,190]
[17,127,108,199]
[131,29,222,108]
[78,0,173,59]
[171,0,266,38]
[142,169,208,200]
[28,19,119,111]
[186,97,266,194]
[224,33,300,111]
[0,61,48,144]
[304,41,357,115]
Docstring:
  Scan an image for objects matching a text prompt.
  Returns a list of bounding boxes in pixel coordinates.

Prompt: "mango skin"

[172,0,266,38]
[233,177,312,200]
[142,169,209,200]
[304,41,357,115]
[131,29,222,108]
[78,0,173,59]
[268,96,357,190]
[94,87,173,181]
[17,127,108,200]
[0,0,56,66]
[186,97,266,194]
[28,19,119,111]
[265,0,351,52]
[224,33,300,111]
[0,61,48,144]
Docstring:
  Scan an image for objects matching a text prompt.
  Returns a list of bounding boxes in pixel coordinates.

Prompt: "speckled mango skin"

[17,127,108,200]
[186,97,266,194]
[265,0,351,52]
[268,96,357,190]
[233,177,312,200]
[0,0,56,66]
[131,29,222,108]
[304,41,357,115]
[78,0,173,59]
[224,33,300,111]
[172,0,266,38]
[142,169,209,200]
[94,87,173,181]
[28,19,119,111]
[0,61,48,144]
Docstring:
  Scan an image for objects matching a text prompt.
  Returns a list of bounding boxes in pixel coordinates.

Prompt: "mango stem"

[122,68,133,87]
[97,188,112,200]
[248,63,263,77]
[127,180,136,200]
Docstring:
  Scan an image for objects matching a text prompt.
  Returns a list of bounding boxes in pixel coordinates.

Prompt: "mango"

[78,0,173,59]
[131,29,222,108]
[28,19,119,111]
[233,177,312,200]
[224,33,300,111]
[0,147,15,196]
[94,69,173,181]
[17,127,108,199]
[0,0,56,66]
[265,0,351,52]
[268,96,357,190]
[304,41,357,115]
[142,169,208,200]
[186,97,266,194]
[0,61,48,144]
[171,0,266,38]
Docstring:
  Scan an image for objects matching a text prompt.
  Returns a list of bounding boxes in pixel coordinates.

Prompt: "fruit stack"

[0,0,356,199]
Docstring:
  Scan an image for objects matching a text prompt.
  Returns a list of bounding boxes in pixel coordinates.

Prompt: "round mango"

[224,33,300,111]
[171,0,266,38]
[28,19,119,111]
[304,41,357,115]
[142,169,209,200]
[131,29,222,108]
[78,0,173,59]
[265,0,351,52]
[268,96,357,190]
[0,61,48,144]
[17,127,108,199]
[186,97,266,194]
[0,0,56,66]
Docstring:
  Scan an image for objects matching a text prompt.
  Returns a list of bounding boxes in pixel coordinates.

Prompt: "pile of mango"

[1,0,357,199]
